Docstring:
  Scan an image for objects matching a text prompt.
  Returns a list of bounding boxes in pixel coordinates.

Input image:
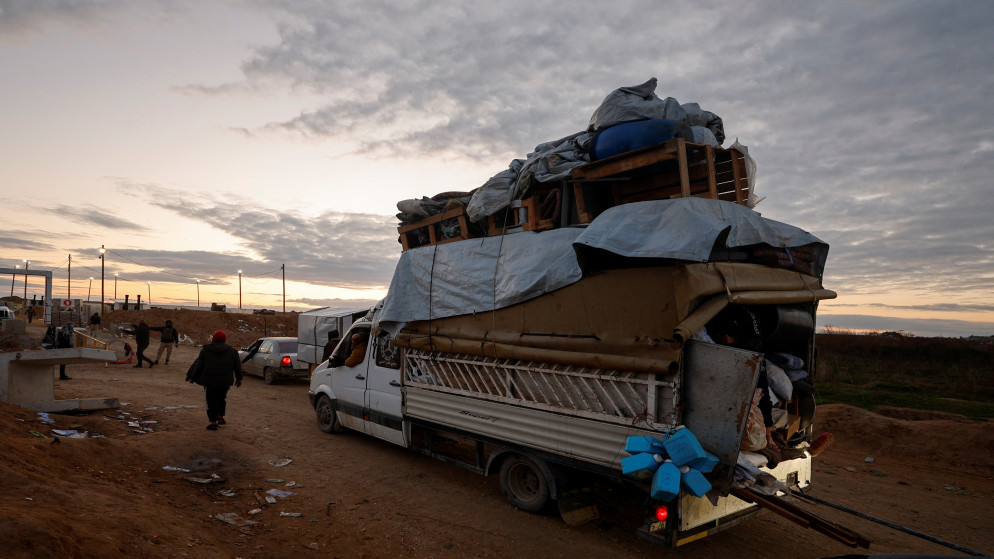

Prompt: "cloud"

[819,313,994,338]
[39,204,153,232]
[115,180,400,290]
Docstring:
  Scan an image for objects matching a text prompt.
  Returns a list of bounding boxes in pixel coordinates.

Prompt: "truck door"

[329,328,370,432]
[363,330,405,446]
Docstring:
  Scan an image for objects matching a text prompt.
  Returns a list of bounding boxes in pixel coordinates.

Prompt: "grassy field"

[815,331,994,420]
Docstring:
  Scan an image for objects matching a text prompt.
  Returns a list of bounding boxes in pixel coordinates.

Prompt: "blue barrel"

[591,119,694,161]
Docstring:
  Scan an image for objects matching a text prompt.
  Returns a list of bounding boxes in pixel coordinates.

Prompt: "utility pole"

[67,254,72,301]
[99,245,105,315]
[282,264,286,313]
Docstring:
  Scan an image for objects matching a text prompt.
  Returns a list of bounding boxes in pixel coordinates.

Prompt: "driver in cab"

[344,332,368,367]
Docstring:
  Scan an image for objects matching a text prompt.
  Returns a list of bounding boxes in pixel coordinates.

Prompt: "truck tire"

[263,367,277,385]
[499,454,550,513]
[315,394,343,433]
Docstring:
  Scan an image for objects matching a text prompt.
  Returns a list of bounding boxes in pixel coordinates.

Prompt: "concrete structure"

[0,348,119,412]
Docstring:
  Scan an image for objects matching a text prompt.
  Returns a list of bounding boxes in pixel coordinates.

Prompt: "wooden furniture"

[398,206,479,251]
[569,138,751,224]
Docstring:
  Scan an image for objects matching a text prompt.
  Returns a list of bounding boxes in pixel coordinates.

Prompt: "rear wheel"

[499,454,551,512]
[263,367,277,385]
[315,394,342,433]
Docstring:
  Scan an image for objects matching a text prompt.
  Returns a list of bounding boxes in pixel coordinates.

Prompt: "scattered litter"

[268,458,293,467]
[29,430,48,438]
[254,492,268,506]
[15,418,24,422]
[121,402,130,406]
[265,496,277,504]
[25,497,33,501]
[37,413,54,424]
[213,513,257,528]
[285,481,297,488]
[844,466,858,472]
[864,457,874,463]
[186,473,223,485]
[52,429,88,439]
[945,486,962,491]
[145,406,159,411]
[265,488,296,499]
[871,471,887,477]
[265,479,285,483]
[309,518,318,523]
[162,466,191,473]
[306,542,319,550]
[279,512,303,517]
[142,420,158,424]
[127,421,140,428]
[218,490,237,497]
[248,508,263,516]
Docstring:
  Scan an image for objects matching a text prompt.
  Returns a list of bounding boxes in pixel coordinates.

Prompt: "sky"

[1,0,992,338]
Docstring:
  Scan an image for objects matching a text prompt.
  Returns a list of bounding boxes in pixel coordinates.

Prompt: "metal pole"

[147,282,151,307]
[23,260,28,302]
[10,265,17,298]
[196,280,200,308]
[238,270,242,310]
[99,245,105,315]
[87,278,93,302]
[114,274,118,301]
[790,489,988,556]
[282,264,286,313]
[67,254,71,301]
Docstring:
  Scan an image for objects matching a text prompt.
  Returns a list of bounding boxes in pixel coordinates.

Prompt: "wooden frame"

[569,138,751,224]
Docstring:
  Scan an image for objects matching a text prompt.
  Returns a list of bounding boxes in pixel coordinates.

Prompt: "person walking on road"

[123,320,155,368]
[151,319,180,365]
[186,330,242,430]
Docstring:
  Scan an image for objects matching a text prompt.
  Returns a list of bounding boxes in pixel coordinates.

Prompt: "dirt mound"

[101,308,298,349]
[815,403,994,473]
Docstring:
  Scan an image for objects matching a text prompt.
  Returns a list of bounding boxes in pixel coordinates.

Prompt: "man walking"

[124,320,155,368]
[151,319,180,365]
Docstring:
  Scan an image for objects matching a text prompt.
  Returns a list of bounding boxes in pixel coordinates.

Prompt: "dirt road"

[2,327,992,558]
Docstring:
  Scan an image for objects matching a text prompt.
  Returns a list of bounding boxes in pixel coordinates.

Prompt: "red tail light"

[655,505,668,522]
[281,356,292,367]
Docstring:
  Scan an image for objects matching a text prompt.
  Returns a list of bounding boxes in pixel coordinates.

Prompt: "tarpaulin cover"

[377,199,828,336]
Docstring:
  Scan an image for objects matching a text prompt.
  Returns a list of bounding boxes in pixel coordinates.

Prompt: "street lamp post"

[147,282,151,308]
[196,279,200,308]
[114,273,118,301]
[238,270,242,310]
[99,245,105,315]
[11,265,18,298]
[87,277,93,302]
[22,260,29,302]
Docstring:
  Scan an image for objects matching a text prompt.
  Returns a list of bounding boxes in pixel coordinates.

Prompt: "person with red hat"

[187,330,242,430]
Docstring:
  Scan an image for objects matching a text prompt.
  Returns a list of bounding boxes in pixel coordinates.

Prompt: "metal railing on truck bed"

[403,349,680,429]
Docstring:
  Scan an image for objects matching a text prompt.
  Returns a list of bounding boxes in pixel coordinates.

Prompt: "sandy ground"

[1,317,992,559]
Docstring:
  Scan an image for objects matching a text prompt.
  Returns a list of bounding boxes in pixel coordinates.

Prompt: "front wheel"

[263,367,277,385]
[499,454,551,513]
[315,394,343,433]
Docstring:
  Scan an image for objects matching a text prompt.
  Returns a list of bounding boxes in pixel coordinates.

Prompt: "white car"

[238,337,308,384]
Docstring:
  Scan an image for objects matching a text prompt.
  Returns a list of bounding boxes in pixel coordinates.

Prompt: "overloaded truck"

[308,81,867,548]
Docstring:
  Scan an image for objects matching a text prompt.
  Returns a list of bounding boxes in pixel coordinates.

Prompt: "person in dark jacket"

[124,320,155,368]
[151,319,180,365]
[187,330,242,430]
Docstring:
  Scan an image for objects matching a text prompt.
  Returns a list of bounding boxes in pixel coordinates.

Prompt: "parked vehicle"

[0,305,14,321]
[239,337,307,384]
[309,188,854,547]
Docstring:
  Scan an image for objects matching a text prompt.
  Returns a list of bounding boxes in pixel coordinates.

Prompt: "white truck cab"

[309,318,405,447]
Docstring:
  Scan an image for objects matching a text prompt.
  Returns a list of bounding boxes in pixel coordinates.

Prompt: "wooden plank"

[675,138,691,198]
[571,141,681,180]
[705,146,718,199]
